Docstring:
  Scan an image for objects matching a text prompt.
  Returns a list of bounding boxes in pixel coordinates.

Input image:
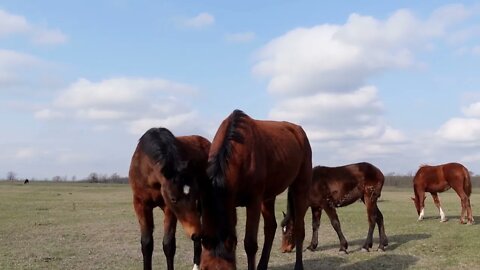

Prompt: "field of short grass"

[0,181,478,269]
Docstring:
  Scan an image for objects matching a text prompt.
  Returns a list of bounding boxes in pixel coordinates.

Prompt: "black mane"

[139,127,181,179]
[205,109,247,258]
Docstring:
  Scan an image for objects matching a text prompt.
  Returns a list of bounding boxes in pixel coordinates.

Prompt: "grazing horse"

[281,162,388,254]
[129,127,211,270]
[24,179,29,184]
[200,110,312,270]
[411,162,474,224]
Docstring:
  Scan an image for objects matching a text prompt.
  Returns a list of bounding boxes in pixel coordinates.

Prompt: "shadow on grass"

[310,233,431,252]
[270,254,418,270]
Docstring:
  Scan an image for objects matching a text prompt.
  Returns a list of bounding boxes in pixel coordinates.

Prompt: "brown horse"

[200,110,312,270]
[411,162,474,224]
[129,127,211,270]
[280,162,388,254]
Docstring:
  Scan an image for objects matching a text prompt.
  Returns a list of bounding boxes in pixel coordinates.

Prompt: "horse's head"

[160,161,202,238]
[280,211,295,253]
[200,236,237,270]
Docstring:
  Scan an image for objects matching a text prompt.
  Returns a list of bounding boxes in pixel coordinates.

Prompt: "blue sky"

[1,1,480,179]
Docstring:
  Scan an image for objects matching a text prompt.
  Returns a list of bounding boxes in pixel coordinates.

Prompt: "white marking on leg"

[192,264,199,270]
[418,208,425,221]
[439,207,447,222]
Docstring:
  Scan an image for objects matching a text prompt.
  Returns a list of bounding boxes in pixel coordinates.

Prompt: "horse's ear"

[282,211,286,218]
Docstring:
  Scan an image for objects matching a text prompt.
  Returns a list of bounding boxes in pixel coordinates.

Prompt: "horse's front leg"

[431,193,448,222]
[162,207,178,270]
[307,207,322,251]
[192,234,201,270]
[324,206,348,253]
[257,199,277,270]
[244,202,261,270]
[133,197,154,270]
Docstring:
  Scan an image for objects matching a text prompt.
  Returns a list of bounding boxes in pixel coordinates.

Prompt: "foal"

[412,162,474,224]
[129,127,210,270]
[281,162,388,254]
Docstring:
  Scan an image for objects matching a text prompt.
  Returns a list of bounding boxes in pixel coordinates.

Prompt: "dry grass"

[0,182,478,269]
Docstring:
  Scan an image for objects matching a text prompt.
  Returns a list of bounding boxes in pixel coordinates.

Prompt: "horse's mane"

[205,109,247,255]
[139,127,180,179]
[207,109,246,188]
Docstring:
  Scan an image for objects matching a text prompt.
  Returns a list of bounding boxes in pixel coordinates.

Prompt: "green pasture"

[0,182,478,269]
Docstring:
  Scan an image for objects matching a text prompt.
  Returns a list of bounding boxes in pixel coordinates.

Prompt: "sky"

[1,1,480,180]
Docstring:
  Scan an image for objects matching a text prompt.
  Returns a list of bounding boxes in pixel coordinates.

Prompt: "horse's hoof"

[377,247,386,252]
[339,250,348,255]
[440,218,448,222]
[361,248,369,252]
[306,245,317,251]
[192,264,199,270]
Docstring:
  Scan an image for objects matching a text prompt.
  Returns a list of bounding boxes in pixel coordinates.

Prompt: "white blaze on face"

[183,185,190,195]
[418,207,425,220]
[282,226,287,233]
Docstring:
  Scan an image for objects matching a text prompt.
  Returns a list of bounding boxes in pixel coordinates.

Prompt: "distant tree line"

[4,171,480,187]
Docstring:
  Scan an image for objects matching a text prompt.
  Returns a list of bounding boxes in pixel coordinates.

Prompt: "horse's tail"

[463,166,472,197]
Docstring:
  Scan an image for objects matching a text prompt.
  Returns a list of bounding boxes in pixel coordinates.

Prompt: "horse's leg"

[307,207,322,251]
[193,235,201,270]
[417,190,426,221]
[466,196,474,224]
[257,198,277,270]
[133,198,155,270]
[323,206,348,254]
[361,194,377,252]
[451,185,469,224]
[431,192,447,222]
[290,188,309,270]
[244,202,261,270]
[375,204,388,251]
[162,207,177,270]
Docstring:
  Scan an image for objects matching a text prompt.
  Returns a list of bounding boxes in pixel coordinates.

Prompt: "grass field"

[0,182,478,270]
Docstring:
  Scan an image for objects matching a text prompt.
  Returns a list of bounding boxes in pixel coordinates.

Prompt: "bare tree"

[87,172,98,183]
[7,171,17,181]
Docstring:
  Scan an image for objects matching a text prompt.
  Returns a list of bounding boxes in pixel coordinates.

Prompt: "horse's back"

[415,162,469,192]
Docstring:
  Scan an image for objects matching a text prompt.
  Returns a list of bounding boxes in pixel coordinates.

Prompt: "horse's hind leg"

[375,204,388,251]
[133,197,155,270]
[245,202,261,270]
[290,185,310,270]
[257,198,277,270]
[162,207,177,270]
[431,193,447,222]
[323,206,348,254]
[193,235,201,270]
[451,186,470,224]
[361,191,377,252]
[307,207,322,251]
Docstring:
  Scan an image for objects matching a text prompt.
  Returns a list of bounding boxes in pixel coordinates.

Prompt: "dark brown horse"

[280,162,388,254]
[129,127,211,270]
[411,162,474,224]
[200,110,312,270]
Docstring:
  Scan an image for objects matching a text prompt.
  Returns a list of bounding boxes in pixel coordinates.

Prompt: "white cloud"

[225,32,255,43]
[34,108,65,119]
[15,148,37,159]
[54,77,195,108]
[0,49,43,86]
[254,4,473,169]
[437,118,480,142]
[0,9,29,36]
[182,12,215,29]
[0,8,67,45]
